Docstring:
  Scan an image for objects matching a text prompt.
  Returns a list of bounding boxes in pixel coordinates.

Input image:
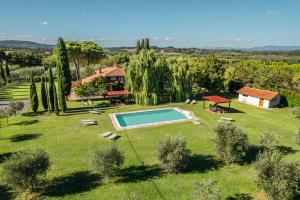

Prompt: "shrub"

[295,128,300,146]
[259,132,280,149]
[193,178,221,200]
[254,150,300,200]
[157,135,190,173]
[9,100,24,114]
[292,107,300,118]
[2,149,50,191]
[92,145,124,178]
[214,123,250,164]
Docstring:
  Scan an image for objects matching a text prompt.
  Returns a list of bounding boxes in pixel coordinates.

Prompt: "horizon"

[1,0,300,48]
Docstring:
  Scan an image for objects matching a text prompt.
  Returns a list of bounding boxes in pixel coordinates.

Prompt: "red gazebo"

[202,95,232,110]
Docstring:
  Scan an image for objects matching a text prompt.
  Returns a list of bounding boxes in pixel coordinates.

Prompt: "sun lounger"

[185,99,190,104]
[102,132,113,137]
[81,119,94,122]
[88,100,93,105]
[81,120,98,126]
[107,134,120,140]
[89,109,102,114]
[220,117,234,121]
[82,101,88,105]
[190,100,196,104]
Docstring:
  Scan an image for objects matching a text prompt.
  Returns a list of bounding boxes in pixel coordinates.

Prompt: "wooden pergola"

[202,95,232,109]
[107,90,129,104]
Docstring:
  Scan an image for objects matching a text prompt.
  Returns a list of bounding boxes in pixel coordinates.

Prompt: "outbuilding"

[237,87,280,109]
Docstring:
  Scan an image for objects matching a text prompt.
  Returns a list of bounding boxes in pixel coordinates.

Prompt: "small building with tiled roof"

[237,87,281,109]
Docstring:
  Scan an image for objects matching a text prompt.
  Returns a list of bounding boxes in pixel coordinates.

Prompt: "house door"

[259,98,264,107]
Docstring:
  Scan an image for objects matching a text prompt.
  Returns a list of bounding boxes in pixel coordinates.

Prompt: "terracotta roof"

[107,90,129,96]
[202,96,231,104]
[81,64,124,84]
[237,87,278,100]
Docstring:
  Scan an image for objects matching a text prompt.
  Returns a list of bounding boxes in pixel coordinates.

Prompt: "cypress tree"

[136,40,141,54]
[0,60,7,85]
[53,84,59,115]
[56,37,71,112]
[48,66,55,112]
[145,38,150,50]
[40,76,48,111]
[30,75,39,112]
[5,62,10,83]
[140,39,145,50]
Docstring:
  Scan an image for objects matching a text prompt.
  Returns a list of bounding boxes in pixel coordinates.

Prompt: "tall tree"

[0,60,7,86]
[56,37,71,112]
[65,41,82,80]
[140,39,145,50]
[5,62,11,83]
[48,66,55,112]
[53,84,59,115]
[126,50,164,105]
[40,77,48,111]
[144,38,150,50]
[136,40,141,54]
[80,41,105,67]
[168,58,192,102]
[30,76,39,112]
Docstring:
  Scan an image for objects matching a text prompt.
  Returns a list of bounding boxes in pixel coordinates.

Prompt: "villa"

[72,64,125,91]
[237,87,281,109]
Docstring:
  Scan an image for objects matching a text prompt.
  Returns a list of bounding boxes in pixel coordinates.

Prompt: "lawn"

[0,84,299,200]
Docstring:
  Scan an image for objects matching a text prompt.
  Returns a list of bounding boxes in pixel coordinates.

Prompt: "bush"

[193,178,221,200]
[92,145,124,178]
[295,128,300,146]
[259,132,280,149]
[2,149,50,191]
[214,123,250,164]
[292,107,300,118]
[9,100,24,113]
[254,150,300,200]
[157,135,190,173]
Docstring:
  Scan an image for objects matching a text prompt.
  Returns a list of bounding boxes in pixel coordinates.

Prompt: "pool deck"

[109,107,199,130]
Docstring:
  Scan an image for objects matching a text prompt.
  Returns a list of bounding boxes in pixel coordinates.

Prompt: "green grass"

[0,84,299,199]
[0,84,30,100]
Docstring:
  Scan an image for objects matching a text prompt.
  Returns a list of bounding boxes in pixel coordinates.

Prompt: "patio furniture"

[89,109,102,114]
[191,100,196,104]
[81,119,98,126]
[102,132,113,137]
[107,133,120,141]
[185,99,191,104]
[88,100,93,105]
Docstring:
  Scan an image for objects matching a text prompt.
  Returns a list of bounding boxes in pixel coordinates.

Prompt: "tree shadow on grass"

[186,154,223,173]
[275,145,298,155]
[10,119,39,126]
[9,133,42,142]
[43,171,100,197]
[117,165,164,183]
[0,152,14,163]
[22,111,46,117]
[63,105,114,116]
[226,193,253,200]
[0,185,13,200]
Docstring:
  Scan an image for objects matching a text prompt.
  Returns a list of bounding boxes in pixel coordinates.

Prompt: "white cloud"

[213,38,252,43]
[40,21,48,26]
[0,32,9,39]
[266,10,281,15]
[163,37,176,42]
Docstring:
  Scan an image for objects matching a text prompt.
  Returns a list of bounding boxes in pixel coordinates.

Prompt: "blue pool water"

[115,108,189,128]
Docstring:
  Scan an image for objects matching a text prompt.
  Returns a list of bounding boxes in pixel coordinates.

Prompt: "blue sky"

[0,0,299,47]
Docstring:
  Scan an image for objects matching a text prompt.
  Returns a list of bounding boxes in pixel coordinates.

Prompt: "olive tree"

[157,135,190,173]
[259,131,280,150]
[254,150,300,200]
[92,145,124,178]
[2,149,50,191]
[214,122,250,164]
[193,178,221,200]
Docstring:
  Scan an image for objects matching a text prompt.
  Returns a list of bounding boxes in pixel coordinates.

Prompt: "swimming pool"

[110,108,193,130]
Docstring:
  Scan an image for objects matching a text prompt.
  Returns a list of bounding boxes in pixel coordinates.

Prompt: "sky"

[0,0,299,48]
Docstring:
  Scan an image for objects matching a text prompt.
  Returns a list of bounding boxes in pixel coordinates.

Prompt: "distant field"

[0,84,299,200]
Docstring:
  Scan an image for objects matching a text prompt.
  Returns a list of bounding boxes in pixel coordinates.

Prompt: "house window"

[242,94,248,97]
[119,77,124,81]
[110,76,116,81]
